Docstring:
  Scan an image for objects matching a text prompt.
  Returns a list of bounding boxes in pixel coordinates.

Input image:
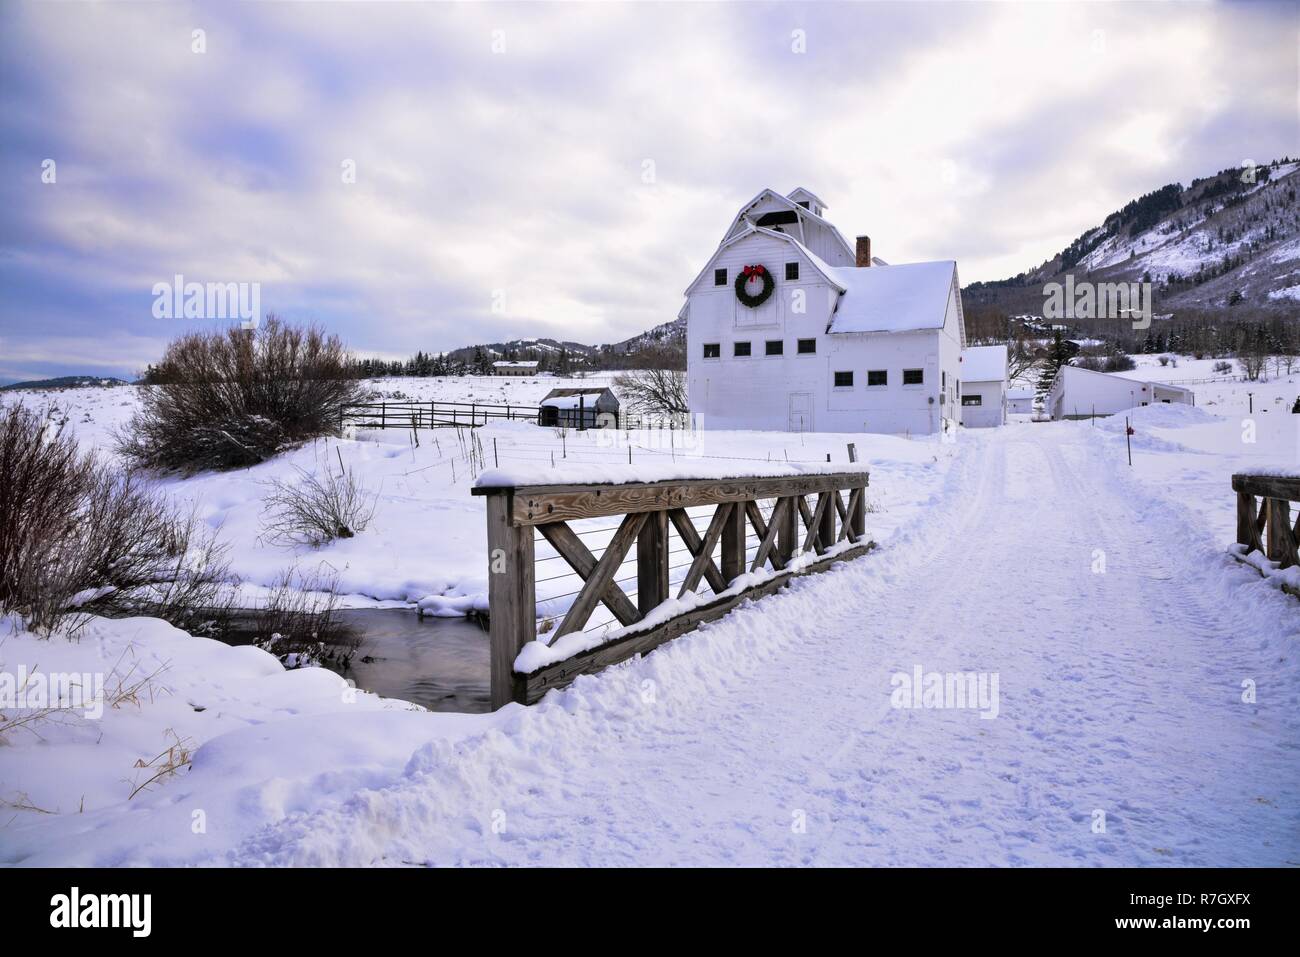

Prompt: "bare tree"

[613,368,689,415]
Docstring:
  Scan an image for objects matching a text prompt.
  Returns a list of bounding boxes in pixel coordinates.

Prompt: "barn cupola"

[786,187,827,218]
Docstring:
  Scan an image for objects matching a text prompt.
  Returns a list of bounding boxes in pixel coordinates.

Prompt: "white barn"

[1045,365,1194,420]
[959,345,1007,428]
[682,188,966,435]
[493,360,538,377]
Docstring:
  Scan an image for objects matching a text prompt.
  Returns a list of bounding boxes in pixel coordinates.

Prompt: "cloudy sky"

[1,0,1295,382]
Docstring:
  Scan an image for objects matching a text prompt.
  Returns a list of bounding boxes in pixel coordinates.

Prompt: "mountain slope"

[966,158,1300,313]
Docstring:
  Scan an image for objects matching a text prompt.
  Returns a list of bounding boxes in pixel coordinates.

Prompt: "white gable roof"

[787,187,828,209]
[961,345,1008,383]
[825,260,957,335]
[683,224,843,295]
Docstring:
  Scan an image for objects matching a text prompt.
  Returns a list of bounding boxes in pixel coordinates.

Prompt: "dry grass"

[261,449,377,547]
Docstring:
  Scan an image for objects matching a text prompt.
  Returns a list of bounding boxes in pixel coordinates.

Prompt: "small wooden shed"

[538,387,620,429]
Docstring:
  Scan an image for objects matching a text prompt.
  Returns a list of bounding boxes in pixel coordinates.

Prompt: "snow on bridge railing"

[1233,472,1300,580]
[472,463,873,708]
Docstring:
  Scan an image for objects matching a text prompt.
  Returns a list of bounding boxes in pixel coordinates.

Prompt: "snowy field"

[2,363,1299,866]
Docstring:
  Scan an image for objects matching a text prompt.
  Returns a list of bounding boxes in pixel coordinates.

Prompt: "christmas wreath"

[734,264,774,308]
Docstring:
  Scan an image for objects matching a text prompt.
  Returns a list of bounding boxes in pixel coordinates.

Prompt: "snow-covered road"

[225,423,1298,866]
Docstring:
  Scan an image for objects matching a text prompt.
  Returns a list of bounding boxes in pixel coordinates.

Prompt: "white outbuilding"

[1006,388,1034,416]
[959,345,1007,428]
[681,188,966,435]
[1045,365,1194,420]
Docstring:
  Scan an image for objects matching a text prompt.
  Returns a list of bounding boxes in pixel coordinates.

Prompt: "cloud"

[0,0,1294,381]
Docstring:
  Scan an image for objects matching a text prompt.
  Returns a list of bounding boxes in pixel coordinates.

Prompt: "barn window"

[714,268,727,286]
[834,371,854,388]
[703,343,720,359]
[733,341,751,357]
[867,370,887,386]
[797,338,816,354]
[903,368,924,385]
[785,262,799,281]
[962,395,982,406]
[765,340,784,356]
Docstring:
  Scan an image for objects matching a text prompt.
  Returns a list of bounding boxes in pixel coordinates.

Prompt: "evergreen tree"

[1036,331,1075,398]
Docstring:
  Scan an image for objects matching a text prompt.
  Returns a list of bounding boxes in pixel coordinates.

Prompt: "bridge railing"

[473,469,872,708]
[1233,472,1300,569]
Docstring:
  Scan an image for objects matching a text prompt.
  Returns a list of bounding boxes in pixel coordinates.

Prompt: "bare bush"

[118,316,362,473]
[252,567,360,668]
[261,452,377,547]
[0,404,231,635]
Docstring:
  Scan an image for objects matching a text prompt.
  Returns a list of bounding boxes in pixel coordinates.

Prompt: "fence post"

[819,491,836,547]
[721,501,747,583]
[637,510,670,615]
[1267,497,1293,567]
[485,490,534,710]
[777,495,798,566]
[851,483,866,542]
[1237,491,1257,553]
[381,402,386,429]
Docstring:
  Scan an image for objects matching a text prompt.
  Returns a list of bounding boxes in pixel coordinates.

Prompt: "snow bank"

[1095,402,1219,430]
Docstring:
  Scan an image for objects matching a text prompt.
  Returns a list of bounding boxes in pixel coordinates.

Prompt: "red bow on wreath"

[741,264,766,279]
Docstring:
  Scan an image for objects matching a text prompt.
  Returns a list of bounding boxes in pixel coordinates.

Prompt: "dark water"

[328,609,490,713]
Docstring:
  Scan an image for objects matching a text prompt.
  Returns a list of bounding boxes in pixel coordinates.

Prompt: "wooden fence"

[1233,473,1300,569]
[342,400,540,430]
[343,400,691,432]
[473,470,873,708]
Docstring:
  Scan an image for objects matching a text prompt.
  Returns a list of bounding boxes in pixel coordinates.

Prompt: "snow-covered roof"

[825,260,957,335]
[961,345,1008,383]
[539,387,615,409]
[1006,388,1035,400]
[493,360,538,369]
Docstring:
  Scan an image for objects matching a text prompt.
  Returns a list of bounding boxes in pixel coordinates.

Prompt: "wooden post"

[484,490,535,710]
[851,484,866,542]
[637,509,670,615]
[847,443,857,463]
[720,500,747,583]
[1237,491,1258,553]
[819,491,836,548]
[777,495,797,566]
[1267,497,1293,566]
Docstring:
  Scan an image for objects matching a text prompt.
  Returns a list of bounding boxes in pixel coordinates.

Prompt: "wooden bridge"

[1234,472,1300,571]
[474,469,873,708]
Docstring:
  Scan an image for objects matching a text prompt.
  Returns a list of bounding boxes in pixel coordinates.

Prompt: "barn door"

[788,392,813,432]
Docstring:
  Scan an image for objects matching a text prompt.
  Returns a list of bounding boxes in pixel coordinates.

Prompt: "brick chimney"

[856,235,872,267]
